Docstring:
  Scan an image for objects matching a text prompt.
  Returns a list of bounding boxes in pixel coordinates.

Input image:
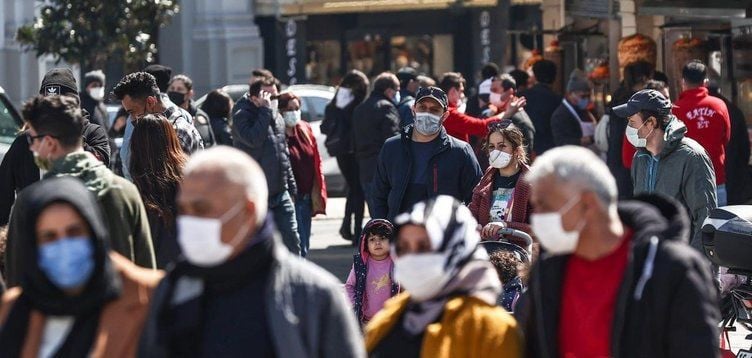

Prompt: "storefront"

[255,0,540,87]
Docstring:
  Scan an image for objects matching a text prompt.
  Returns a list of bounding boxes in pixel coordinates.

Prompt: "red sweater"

[673,87,730,184]
[443,104,498,143]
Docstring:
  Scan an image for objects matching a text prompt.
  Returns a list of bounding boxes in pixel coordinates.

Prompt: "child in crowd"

[485,242,530,313]
[345,219,399,325]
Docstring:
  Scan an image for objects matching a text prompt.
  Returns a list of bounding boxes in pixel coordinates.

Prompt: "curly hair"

[113,72,161,101]
[489,251,521,285]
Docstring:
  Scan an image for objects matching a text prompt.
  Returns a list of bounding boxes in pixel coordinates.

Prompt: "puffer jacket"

[522,194,720,358]
[631,117,717,250]
[232,93,297,197]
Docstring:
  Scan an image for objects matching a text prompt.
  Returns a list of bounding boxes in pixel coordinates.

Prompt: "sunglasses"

[487,119,513,132]
[416,87,445,99]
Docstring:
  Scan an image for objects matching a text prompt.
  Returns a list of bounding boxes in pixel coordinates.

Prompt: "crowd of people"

[0,55,745,356]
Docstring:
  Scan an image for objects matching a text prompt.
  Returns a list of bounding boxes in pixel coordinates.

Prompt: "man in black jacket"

[232,76,300,255]
[519,60,561,156]
[550,70,595,148]
[371,87,482,220]
[352,72,401,210]
[521,146,719,358]
[0,68,110,226]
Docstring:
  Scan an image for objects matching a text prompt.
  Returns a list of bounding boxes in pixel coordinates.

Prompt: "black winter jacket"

[550,101,586,147]
[713,93,752,204]
[209,116,233,146]
[371,126,482,220]
[519,83,561,154]
[321,101,357,157]
[231,94,297,197]
[352,93,400,160]
[522,194,720,358]
[81,115,111,167]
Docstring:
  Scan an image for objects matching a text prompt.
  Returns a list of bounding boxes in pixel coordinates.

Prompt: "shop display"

[617,33,657,70]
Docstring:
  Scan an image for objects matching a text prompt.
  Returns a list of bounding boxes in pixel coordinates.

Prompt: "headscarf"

[0,176,122,356]
[393,195,501,334]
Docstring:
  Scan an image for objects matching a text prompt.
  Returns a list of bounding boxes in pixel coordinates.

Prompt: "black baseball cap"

[613,89,672,118]
[415,86,448,110]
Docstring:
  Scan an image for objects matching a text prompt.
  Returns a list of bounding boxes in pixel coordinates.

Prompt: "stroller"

[480,228,533,312]
[702,206,752,357]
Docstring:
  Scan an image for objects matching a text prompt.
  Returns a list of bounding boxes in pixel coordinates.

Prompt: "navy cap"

[415,86,448,110]
[613,89,672,118]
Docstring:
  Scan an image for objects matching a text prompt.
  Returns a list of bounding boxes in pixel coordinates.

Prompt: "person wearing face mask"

[469,124,533,240]
[321,70,369,242]
[613,89,717,252]
[137,146,364,357]
[396,67,420,128]
[113,71,204,180]
[522,146,719,357]
[81,70,108,129]
[488,74,535,158]
[352,72,401,212]
[4,96,156,287]
[365,195,522,357]
[550,69,597,148]
[279,92,327,257]
[0,176,164,357]
[231,75,301,255]
[168,74,216,147]
[370,87,482,221]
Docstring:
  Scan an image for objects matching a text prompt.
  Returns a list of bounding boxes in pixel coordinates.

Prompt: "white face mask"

[530,195,583,256]
[283,110,301,127]
[88,87,105,101]
[625,121,653,148]
[394,253,450,302]
[488,149,512,169]
[335,88,354,109]
[489,92,503,107]
[414,112,442,136]
[177,202,251,267]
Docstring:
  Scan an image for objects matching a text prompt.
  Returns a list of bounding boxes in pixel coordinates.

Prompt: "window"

[0,94,21,145]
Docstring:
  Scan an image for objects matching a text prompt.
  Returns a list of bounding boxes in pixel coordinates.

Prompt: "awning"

[638,0,750,19]
[256,0,542,16]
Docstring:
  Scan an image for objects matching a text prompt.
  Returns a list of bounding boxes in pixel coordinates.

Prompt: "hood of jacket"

[618,193,691,245]
[45,151,112,193]
[357,219,395,264]
[13,176,121,315]
[656,116,687,158]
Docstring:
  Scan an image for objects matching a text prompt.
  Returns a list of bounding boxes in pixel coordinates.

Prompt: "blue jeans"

[717,184,727,207]
[270,191,301,255]
[294,194,313,257]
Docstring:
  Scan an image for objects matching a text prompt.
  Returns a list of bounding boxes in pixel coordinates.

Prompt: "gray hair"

[527,146,617,206]
[183,146,268,223]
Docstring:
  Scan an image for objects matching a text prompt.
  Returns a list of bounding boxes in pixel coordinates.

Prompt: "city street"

[308,197,361,283]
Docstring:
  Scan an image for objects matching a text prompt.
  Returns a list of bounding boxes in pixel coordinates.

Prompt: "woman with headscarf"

[365,195,522,357]
[0,176,163,357]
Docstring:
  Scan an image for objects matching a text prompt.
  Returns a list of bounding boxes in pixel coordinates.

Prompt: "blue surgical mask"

[393,91,401,104]
[38,237,95,290]
[576,97,590,110]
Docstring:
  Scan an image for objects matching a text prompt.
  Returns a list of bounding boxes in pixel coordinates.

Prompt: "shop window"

[390,35,433,75]
[348,34,388,78]
[307,40,342,85]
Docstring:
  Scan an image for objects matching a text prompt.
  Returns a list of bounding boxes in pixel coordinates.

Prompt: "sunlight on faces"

[487,132,515,156]
[367,235,390,260]
[529,175,584,232]
[394,224,432,257]
[413,97,445,117]
[121,95,157,119]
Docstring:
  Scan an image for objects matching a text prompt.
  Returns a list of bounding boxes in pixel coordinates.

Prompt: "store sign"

[472,6,505,75]
[566,0,616,19]
[276,17,307,85]
[479,10,492,65]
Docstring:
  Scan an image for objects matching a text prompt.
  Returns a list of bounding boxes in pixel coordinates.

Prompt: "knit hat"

[39,68,78,97]
[566,69,591,93]
[143,64,172,92]
[84,70,105,87]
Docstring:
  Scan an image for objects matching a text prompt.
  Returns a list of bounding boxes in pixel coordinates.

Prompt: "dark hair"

[129,114,186,228]
[484,123,528,165]
[532,60,557,84]
[508,70,529,89]
[143,64,172,92]
[653,70,669,83]
[277,92,300,112]
[339,70,370,104]
[251,68,274,81]
[644,80,667,92]
[498,73,517,91]
[169,74,193,91]
[639,110,672,131]
[489,250,522,285]
[23,95,84,148]
[113,72,161,101]
[682,60,707,86]
[201,89,233,119]
[438,72,465,94]
[249,77,277,98]
[481,62,500,80]
[623,60,654,89]
[373,72,399,95]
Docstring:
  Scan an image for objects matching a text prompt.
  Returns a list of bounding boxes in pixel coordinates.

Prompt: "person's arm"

[344,266,357,305]
[83,124,111,167]
[459,144,483,205]
[380,104,400,143]
[682,151,717,250]
[666,252,720,357]
[370,147,392,220]
[231,106,273,150]
[444,110,495,138]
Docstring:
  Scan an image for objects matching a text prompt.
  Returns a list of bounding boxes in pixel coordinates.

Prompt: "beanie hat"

[566,69,591,93]
[144,64,172,92]
[84,70,105,88]
[40,68,78,97]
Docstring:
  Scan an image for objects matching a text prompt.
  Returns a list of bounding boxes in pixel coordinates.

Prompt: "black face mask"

[168,91,186,106]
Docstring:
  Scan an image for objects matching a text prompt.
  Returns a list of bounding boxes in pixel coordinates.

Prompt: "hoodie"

[5,151,155,286]
[522,194,720,358]
[345,219,399,324]
[631,117,717,250]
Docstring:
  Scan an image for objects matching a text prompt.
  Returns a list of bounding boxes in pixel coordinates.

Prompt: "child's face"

[367,234,390,259]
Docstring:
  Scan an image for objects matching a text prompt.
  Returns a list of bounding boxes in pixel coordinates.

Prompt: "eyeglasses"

[26,133,55,145]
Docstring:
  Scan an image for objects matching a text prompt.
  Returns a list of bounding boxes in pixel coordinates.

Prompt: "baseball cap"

[415,86,448,110]
[613,89,672,118]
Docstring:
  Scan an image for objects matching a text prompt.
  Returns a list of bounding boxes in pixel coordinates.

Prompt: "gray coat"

[631,117,717,250]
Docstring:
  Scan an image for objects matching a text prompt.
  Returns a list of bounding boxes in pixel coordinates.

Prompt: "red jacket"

[288,121,328,216]
[468,165,532,236]
[444,104,498,143]
[673,87,730,184]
